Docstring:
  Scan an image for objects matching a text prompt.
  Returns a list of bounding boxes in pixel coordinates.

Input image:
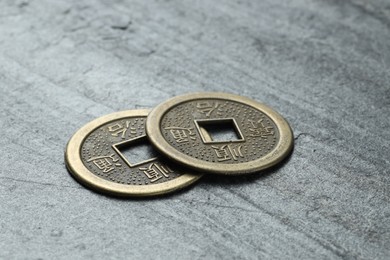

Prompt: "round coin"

[65,109,202,197]
[146,93,293,175]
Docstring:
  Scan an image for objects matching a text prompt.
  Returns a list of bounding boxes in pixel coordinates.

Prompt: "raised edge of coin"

[146,92,293,175]
[65,109,202,197]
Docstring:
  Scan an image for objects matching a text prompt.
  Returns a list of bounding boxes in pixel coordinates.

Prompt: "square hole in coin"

[195,118,245,144]
[113,136,159,167]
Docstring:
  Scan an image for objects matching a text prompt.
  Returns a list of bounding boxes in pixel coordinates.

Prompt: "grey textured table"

[0,0,389,259]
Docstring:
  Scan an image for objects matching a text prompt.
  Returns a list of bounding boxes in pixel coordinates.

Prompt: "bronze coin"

[65,109,202,197]
[146,93,293,175]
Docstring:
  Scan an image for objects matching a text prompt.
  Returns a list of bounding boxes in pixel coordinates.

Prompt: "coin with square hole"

[146,93,293,175]
[65,110,202,197]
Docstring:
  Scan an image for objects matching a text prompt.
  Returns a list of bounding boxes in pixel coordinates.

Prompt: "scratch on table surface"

[226,188,351,259]
[179,198,258,213]
[185,200,269,257]
[294,132,315,141]
[0,176,81,190]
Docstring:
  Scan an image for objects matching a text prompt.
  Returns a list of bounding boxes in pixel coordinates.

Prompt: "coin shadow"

[66,147,294,201]
[65,166,202,202]
[101,184,201,201]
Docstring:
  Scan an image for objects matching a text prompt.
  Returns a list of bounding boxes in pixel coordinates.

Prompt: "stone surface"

[0,0,389,259]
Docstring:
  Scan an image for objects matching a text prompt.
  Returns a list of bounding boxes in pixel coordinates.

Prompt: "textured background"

[0,0,389,259]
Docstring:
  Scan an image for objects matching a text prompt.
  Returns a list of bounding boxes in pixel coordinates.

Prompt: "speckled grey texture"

[0,0,389,259]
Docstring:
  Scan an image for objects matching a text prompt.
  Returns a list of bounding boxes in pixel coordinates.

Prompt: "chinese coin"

[146,93,293,175]
[65,109,202,197]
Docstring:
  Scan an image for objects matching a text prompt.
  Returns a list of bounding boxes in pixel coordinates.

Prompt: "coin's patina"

[65,110,201,197]
[146,93,293,175]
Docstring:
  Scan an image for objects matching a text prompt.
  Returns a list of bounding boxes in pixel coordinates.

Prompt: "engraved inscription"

[108,121,137,139]
[248,119,275,138]
[87,154,122,173]
[139,163,173,183]
[211,144,244,162]
[164,127,196,143]
[196,101,222,117]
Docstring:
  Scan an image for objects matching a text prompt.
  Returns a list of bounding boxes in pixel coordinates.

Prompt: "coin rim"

[65,109,202,197]
[146,93,294,175]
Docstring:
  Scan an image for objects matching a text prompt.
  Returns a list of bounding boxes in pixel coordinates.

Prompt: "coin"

[146,93,293,175]
[65,109,202,197]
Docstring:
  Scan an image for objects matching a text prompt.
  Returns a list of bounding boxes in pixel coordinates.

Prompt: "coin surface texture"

[65,110,201,196]
[146,93,293,175]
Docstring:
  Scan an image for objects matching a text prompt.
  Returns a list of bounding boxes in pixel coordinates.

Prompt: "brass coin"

[65,109,202,197]
[146,93,293,175]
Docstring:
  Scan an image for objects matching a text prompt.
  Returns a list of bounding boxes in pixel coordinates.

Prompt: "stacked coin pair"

[65,92,293,197]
